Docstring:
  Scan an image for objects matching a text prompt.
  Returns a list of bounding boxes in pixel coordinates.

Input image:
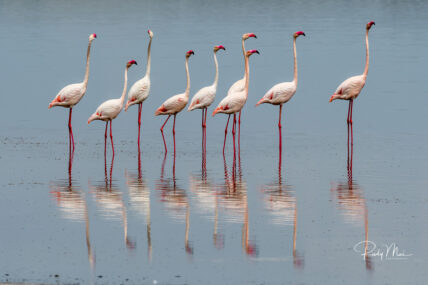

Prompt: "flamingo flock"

[49,21,375,158]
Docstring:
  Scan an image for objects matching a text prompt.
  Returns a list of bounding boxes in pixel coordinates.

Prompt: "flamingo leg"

[138,103,142,147]
[173,114,177,156]
[104,121,108,157]
[238,111,241,147]
[202,108,205,128]
[350,99,354,125]
[223,115,231,155]
[204,107,208,128]
[109,120,114,157]
[68,108,75,152]
[232,114,237,160]
[160,115,171,153]
[279,104,283,167]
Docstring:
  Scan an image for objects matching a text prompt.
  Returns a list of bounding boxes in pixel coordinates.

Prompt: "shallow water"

[1,0,427,284]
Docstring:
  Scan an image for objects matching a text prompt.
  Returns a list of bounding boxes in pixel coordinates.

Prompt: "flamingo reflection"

[261,144,304,268]
[331,123,372,271]
[125,147,152,260]
[157,154,193,255]
[89,155,136,250]
[218,148,257,256]
[49,150,95,269]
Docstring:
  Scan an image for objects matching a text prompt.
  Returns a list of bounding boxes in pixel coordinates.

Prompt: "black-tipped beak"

[302,32,306,36]
[255,50,260,54]
[254,35,257,39]
[135,61,138,65]
[191,51,195,55]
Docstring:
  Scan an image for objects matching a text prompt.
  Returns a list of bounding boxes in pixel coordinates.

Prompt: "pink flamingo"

[155,50,194,154]
[188,45,225,148]
[49,33,97,151]
[125,30,154,147]
[212,49,259,154]
[88,60,138,156]
[227,33,257,143]
[329,21,375,124]
[256,31,305,154]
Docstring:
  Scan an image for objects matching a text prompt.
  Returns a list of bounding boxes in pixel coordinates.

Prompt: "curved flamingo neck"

[293,37,298,85]
[241,38,247,79]
[244,55,250,97]
[185,57,190,96]
[212,51,219,88]
[363,30,369,79]
[83,39,94,87]
[145,37,152,77]
[120,66,129,106]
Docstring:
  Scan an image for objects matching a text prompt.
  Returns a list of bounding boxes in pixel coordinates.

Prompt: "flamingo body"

[188,85,216,111]
[49,83,87,109]
[257,82,297,106]
[330,75,365,102]
[155,93,189,115]
[88,98,123,123]
[125,76,150,111]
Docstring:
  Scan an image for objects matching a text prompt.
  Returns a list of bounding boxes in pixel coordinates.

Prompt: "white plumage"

[125,30,153,111]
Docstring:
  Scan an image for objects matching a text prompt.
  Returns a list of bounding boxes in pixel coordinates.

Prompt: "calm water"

[1,0,427,284]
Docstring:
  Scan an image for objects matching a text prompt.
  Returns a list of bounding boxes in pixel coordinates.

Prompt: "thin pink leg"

[238,111,241,152]
[160,115,171,153]
[202,108,205,128]
[173,114,177,156]
[232,114,236,158]
[223,115,231,155]
[104,121,108,156]
[204,107,207,152]
[279,104,283,166]
[110,120,114,157]
[138,103,142,147]
[68,108,74,152]
[204,107,208,128]
[347,100,351,123]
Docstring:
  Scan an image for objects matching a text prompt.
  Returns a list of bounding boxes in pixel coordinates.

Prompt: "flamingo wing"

[188,85,216,110]
[226,78,245,97]
[128,76,151,104]
[96,99,123,120]
[334,75,365,100]
[50,83,85,108]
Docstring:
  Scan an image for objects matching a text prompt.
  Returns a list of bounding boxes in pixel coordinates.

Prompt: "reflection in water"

[157,154,193,255]
[89,155,136,250]
[260,145,304,268]
[49,150,95,270]
[218,147,257,257]
[331,123,372,271]
[125,148,152,260]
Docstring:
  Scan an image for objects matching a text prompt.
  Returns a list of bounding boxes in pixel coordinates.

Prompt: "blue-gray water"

[0,0,427,284]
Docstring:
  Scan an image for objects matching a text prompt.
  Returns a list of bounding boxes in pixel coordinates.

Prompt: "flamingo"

[155,50,194,154]
[227,33,257,139]
[188,45,226,128]
[329,21,375,124]
[125,29,154,147]
[88,60,138,156]
[48,33,97,151]
[256,31,305,153]
[212,49,259,154]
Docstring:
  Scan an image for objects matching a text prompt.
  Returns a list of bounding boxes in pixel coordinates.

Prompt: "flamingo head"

[246,49,260,57]
[366,21,375,30]
[243,33,257,40]
[148,29,154,38]
[126,60,138,68]
[214,45,226,52]
[89,33,97,41]
[186,50,195,58]
[293,31,306,38]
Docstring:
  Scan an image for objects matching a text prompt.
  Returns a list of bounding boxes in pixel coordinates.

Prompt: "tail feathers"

[256,97,267,106]
[48,96,61,109]
[155,105,168,116]
[212,106,222,116]
[87,114,97,124]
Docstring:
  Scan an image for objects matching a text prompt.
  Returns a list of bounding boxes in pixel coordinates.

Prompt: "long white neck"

[363,29,369,79]
[145,37,152,77]
[292,37,298,85]
[241,38,246,79]
[83,39,93,87]
[212,51,219,88]
[120,66,129,106]
[244,55,250,98]
[185,57,190,96]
